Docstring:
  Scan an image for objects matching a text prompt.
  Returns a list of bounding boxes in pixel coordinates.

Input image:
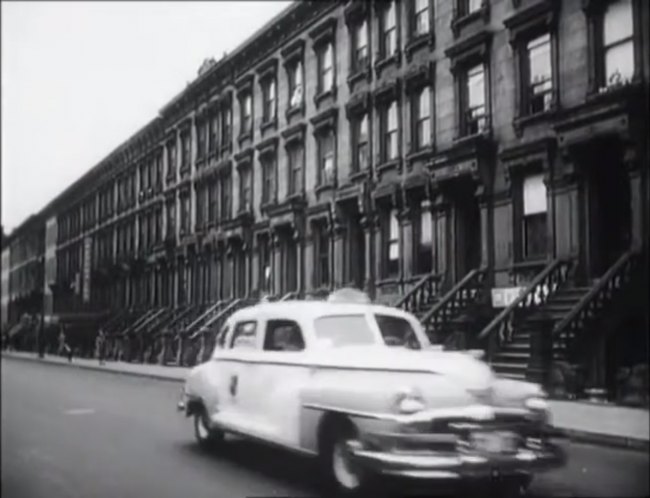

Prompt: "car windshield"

[313,315,376,347]
[374,314,422,350]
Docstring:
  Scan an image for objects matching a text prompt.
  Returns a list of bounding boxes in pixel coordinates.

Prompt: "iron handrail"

[419,267,485,325]
[553,248,639,335]
[478,258,568,341]
[394,272,442,308]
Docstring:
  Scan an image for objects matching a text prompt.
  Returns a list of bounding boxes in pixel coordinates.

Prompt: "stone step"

[490,361,528,373]
[496,371,527,380]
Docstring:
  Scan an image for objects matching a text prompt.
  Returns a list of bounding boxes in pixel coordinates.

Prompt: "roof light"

[327,288,371,304]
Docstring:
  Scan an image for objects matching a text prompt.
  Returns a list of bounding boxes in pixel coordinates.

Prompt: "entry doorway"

[450,182,482,282]
[581,141,631,279]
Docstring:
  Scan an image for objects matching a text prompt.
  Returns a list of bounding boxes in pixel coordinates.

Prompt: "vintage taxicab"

[177,290,565,496]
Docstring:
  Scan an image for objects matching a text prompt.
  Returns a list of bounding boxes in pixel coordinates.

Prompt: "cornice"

[310,107,339,133]
[504,0,560,44]
[308,16,337,47]
[445,30,493,73]
[281,122,307,145]
[255,136,279,157]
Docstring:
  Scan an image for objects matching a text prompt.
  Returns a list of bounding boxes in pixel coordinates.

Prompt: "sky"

[1,0,292,234]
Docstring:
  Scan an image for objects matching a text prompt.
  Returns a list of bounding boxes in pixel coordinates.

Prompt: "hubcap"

[196,415,209,439]
[332,441,361,490]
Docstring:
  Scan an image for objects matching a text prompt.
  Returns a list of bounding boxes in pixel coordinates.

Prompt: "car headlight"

[524,396,550,425]
[392,387,426,414]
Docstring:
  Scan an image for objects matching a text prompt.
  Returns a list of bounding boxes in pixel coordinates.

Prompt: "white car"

[178,291,565,497]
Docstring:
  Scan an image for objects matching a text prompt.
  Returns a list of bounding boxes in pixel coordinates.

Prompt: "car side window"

[263,319,305,352]
[215,325,229,349]
[229,321,258,350]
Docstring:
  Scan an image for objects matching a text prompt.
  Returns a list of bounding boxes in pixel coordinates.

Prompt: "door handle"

[229,374,238,396]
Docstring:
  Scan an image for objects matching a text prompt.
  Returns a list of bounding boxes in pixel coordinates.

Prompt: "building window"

[380,1,398,59]
[522,173,547,260]
[288,144,303,195]
[166,202,175,239]
[208,180,217,223]
[180,194,190,235]
[352,113,369,172]
[352,19,369,72]
[180,131,191,171]
[261,155,276,205]
[462,64,487,136]
[414,87,431,150]
[208,111,218,154]
[458,0,482,17]
[196,186,205,229]
[220,103,232,153]
[415,202,433,274]
[154,152,163,192]
[317,130,336,186]
[240,93,253,137]
[288,60,303,109]
[314,222,330,287]
[414,0,430,36]
[259,235,271,292]
[602,0,634,86]
[239,167,252,212]
[317,42,334,94]
[380,101,399,162]
[384,209,400,277]
[262,78,277,123]
[196,119,207,160]
[523,33,554,115]
[167,141,176,180]
[220,173,232,221]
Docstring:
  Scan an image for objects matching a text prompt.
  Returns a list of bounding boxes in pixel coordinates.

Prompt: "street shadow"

[175,436,324,495]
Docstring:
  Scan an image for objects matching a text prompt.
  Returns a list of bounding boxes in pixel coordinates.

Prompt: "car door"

[211,319,265,435]
[255,318,312,447]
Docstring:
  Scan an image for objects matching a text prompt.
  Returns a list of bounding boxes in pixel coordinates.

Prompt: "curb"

[4,353,649,452]
[550,427,649,452]
[2,353,186,384]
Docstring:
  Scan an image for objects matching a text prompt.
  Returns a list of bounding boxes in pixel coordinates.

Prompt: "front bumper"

[346,438,566,480]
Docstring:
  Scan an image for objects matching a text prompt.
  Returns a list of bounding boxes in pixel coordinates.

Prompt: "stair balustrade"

[478,258,573,359]
[394,273,442,314]
[553,248,642,360]
[419,268,488,345]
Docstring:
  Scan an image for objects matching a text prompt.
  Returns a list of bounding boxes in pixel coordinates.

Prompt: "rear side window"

[230,321,257,349]
[374,314,421,350]
[264,320,305,352]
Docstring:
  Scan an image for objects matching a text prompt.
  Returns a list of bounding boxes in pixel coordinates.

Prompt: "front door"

[452,183,481,282]
[581,142,631,278]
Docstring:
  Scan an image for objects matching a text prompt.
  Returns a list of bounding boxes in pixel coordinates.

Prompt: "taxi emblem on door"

[229,375,238,396]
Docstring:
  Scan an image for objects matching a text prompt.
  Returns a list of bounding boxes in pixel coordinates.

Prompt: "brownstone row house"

[3,0,648,402]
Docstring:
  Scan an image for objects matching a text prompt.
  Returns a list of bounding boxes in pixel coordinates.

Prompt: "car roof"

[227,300,415,323]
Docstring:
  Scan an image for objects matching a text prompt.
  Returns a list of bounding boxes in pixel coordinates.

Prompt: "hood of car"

[310,345,495,392]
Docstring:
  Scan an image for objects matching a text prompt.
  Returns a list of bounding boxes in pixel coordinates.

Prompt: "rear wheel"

[193,408,224,450]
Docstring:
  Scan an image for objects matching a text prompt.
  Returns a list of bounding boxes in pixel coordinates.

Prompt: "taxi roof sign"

[327,288,372,304]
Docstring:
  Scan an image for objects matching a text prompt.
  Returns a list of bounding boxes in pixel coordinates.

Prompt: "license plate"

[469,431,517,454]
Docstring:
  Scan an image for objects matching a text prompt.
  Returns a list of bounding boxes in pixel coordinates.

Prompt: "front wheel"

[320,422,371,497]
[193,409,224,450]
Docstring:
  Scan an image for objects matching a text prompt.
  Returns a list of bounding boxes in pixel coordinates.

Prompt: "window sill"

[406,146,435,164]
[405,33,434,61]
[179,165,191,177]
[238,131,253,145]
[451,4,490,38]
[260,117,278,134]
[346,66,371,90]
[314,87,337,108]
[315,183,335,195]
[453,126,492,144]
[349,169,370,182]
[376,158,401,174]
[195,156,207,169]
[513,108,558,137]
[587,79,643,104]
[374,52,401,77]
[286,103,305,120]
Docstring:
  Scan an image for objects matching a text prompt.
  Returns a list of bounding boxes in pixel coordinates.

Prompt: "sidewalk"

[3,350,648,451]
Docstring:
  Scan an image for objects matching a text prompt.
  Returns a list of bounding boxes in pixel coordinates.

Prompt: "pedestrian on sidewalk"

[58,325,73,362]
[96,329,106,365]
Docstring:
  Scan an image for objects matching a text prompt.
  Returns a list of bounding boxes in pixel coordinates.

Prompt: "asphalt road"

[1,357,648,498]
